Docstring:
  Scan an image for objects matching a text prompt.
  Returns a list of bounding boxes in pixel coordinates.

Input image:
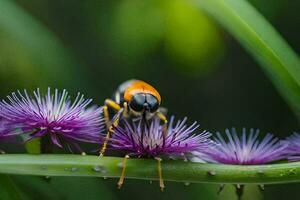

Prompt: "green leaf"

[0,154,299,184]
[190,0,300,117]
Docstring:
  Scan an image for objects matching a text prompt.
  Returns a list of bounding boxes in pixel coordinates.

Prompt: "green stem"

[0,154,299,184]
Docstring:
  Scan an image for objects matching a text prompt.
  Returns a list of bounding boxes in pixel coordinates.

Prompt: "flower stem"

[0,154,299,184]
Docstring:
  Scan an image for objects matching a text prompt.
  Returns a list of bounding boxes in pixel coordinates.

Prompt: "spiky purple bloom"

[284,133,300,161]
[109,116,215,158]
[202,128,287,165]
[0,118,22,142]
[0,88,104,148]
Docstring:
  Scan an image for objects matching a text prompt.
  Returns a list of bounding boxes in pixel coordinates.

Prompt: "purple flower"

[203,128,287,165]
[0,118,22,142]
[109,116,215,158]
[284,133,300,161]
[0,88,104,148]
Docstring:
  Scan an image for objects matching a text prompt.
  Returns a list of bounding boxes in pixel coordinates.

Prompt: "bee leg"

[123,102,129,118]
[117,154,130,189]
[99,108,124,157]
[103,99,121,128]
[155,157,165,191]
[103,105,110,128]
[99,99,122,157]
[156,111,168,137]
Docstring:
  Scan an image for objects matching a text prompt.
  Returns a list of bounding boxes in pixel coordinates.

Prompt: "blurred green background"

[0,0,299,199]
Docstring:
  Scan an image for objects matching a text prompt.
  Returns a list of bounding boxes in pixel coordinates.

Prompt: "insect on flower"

[109,116,214,190]
[100,79,168,156]
[203,128,287,165]
[0,88,104,153]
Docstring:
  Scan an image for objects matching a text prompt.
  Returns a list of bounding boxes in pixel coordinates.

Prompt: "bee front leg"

[103,99,121,128]
[99,107,124,157]
[100,101,130,157]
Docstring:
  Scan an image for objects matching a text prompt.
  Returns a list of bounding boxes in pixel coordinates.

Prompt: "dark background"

[0,0,299,199]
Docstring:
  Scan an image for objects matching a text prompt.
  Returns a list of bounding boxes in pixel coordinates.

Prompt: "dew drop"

[207,170,216,176]
[71,167,78,172]
[41,166,47,170]
[103,176,108,180]
[184,182,190,186]
[257,170,264,174]
[92,165,107,174]
[93,165,102,172]
[117,162,123,169]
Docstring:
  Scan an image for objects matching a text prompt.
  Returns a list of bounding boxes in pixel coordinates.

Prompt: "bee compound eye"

[146,94,159,113]
[129,93,145,112]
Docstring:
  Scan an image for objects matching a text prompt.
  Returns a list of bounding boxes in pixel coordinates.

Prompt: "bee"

[100,79,167,156]
[99,79,168,190]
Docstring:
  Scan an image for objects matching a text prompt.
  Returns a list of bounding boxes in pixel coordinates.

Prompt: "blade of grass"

[189,0,300,117]
[0,0,88,88]
[0,154,299,184]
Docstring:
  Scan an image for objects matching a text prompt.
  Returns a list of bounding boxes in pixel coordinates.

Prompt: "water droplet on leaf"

[71,167,78,172]
[207,170,216,176]
[117,162,123,168]
[92,165,107,174]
